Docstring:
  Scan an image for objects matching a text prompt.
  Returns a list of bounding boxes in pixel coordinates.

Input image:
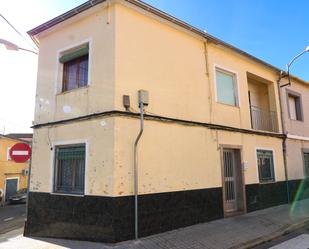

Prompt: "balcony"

[247,73,279,133]
[250,105,278,132]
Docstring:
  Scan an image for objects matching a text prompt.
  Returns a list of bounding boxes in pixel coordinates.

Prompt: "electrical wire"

[0,13,38,51]
[0,117,30,129]
[134,108,160,117]
[144,110,159,116]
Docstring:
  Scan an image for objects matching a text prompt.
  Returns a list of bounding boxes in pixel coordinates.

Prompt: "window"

[287,91,303,121]
[216,68,238,106]
[54,144,85,195]
[303,152,309,177]
[60,44,89,92]
[7,147,11,161]
[257,150,275,183]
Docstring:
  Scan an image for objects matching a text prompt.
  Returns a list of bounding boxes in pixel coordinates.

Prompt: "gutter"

[27,0,107,36]
[27,0,307,83]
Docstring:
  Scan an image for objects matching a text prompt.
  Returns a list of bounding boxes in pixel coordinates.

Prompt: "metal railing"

[250,105,278,132]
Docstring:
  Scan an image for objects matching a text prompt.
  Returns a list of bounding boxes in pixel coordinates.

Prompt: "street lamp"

[280,46,309,87]
[0,38,38,55]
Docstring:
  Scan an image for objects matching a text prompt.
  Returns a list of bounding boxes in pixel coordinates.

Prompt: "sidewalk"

[1,199,309,249]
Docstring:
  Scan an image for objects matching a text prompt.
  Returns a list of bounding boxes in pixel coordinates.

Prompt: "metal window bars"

[54,145,85,194]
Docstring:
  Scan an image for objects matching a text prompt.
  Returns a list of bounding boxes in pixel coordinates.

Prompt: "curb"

[230,217,309,249]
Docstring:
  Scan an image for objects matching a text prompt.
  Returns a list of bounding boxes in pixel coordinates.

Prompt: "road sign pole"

[25,153,32,222]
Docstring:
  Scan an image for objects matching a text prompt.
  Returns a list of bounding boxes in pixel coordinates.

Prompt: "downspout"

[133,100,145,240]
[203,39,213,124]
[277,74,290,203]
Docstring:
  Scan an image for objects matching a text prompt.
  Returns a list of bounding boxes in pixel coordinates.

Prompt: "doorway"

[5,178,18,202]
[222,148,245,216]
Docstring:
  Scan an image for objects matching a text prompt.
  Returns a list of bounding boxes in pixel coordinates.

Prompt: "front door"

[222,149,245,214]
[5,178,18,201]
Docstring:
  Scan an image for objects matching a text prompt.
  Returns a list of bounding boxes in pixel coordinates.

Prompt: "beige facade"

[30,0,286,195]
[25,0,307,242]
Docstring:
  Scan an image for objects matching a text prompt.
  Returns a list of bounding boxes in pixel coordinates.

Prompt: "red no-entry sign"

[9,143,32,163]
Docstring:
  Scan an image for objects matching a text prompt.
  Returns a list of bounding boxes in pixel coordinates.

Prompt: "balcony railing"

[250,105,278,132]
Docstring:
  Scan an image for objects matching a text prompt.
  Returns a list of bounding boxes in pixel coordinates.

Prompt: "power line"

[0,13,38,51]
[0,117,30,129]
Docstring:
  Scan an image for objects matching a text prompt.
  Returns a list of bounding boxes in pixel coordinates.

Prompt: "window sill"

[289,118,304,123]
[259,180,275,184]
[51,192,85,197]
[216,101,240,109]
[56,84,89,96]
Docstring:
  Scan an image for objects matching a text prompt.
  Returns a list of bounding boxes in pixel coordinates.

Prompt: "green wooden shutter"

[59,45,89,63]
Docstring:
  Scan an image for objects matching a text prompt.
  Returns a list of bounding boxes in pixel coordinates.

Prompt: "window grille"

[257,150,275,183]
[54,144,85,194]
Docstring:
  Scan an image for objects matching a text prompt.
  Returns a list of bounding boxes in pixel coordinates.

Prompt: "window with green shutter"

[54,144,85,194]
[60,44,89,92]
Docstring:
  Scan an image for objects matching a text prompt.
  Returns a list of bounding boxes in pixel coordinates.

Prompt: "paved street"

[0,204,26,235]
[254,224,309,248]
[0,200,309,249]
[269,234,309,249]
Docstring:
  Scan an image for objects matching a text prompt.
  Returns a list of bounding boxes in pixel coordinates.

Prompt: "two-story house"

[24,0,305,243]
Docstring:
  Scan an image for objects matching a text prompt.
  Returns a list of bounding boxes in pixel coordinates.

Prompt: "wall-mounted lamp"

[280,46,309,87]
[0,38,38,55]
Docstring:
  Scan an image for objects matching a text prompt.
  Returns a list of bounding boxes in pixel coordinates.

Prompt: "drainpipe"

[133,90,148,240]
[277,74,290,203]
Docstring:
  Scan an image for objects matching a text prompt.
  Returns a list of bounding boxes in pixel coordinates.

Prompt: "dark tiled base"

[246,181,288,212]
[25,193,116,242]
[25,181,309,243]
[245,180,309,212]
[288,178,309,201]
[24,187,223,243]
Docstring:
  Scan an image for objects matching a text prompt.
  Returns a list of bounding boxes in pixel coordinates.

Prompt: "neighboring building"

[0,135,30,204]
[6,133,33,143]
[24,0,307,243]
[279,77,309,199]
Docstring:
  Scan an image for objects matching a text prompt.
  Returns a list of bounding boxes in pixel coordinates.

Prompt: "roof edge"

[27,0,308,83]
[27,0,107,36]
[0,134,31,144]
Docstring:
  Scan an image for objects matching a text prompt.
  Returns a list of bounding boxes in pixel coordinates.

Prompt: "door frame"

[4,177,19,202]
[220,145,247,217]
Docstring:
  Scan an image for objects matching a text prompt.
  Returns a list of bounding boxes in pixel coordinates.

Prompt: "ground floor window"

[54,144,85,195]
[303,152,309,177]
[257,150,275,183]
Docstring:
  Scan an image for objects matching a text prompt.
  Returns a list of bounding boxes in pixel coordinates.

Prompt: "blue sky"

[2,0,309,79]
[143,0,309,81]
[0,0,308,133]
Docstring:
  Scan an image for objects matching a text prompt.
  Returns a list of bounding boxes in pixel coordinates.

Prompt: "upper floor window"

[257,150,275,183]
[287,90,303,121]
[54,144,86,195]
[59,44,89,92]
[7,147,11,161]
[215,68,238,106]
